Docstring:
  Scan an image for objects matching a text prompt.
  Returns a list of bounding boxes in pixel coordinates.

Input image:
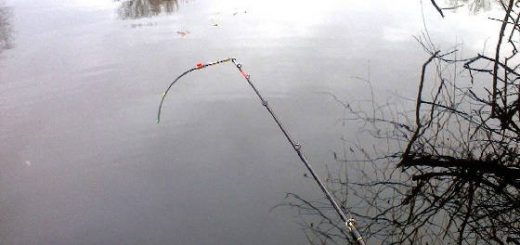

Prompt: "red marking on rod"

[195,63,204,69]
[240,71,248,78]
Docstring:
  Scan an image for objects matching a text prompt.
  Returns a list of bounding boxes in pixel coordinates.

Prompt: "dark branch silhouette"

[431,0,446,17]
[280,1,520,244]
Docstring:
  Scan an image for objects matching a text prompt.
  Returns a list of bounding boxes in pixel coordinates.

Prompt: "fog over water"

[0,0,502,244]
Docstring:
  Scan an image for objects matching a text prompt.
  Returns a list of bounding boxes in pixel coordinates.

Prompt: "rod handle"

[346,219,366,245]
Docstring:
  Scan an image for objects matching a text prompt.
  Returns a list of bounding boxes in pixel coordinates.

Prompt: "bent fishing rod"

[157,58,365,245]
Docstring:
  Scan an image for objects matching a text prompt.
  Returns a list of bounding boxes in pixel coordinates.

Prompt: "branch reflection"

[0,2,12,53]
[447,0,493,13]
[117,0,180,19]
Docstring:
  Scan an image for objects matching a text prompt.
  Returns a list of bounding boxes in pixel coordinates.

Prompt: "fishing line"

[157,58,365,245]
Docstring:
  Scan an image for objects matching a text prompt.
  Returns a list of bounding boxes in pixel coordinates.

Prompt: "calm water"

[0,0,501,244]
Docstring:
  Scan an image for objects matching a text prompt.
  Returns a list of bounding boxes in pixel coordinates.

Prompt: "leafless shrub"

[283,1,520,244]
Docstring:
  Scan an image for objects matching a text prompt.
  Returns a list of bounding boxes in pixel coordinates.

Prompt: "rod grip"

[347,220,366,245]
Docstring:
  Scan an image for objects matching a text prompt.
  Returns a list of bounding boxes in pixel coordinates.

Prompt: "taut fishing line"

[157,58,365,245]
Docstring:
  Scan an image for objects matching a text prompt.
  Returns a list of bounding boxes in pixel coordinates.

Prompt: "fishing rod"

[157,58,365,245]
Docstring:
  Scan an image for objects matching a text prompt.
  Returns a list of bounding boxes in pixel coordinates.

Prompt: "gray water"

[0,0,501,244]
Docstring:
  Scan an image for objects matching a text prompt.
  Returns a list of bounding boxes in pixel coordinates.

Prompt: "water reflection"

[117,0,179,19]
[0,2,12,53]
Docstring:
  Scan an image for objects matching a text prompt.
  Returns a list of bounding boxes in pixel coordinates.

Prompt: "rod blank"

[157,58,365,245]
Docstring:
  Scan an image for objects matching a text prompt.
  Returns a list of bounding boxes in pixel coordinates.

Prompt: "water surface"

[0,0,502,244]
